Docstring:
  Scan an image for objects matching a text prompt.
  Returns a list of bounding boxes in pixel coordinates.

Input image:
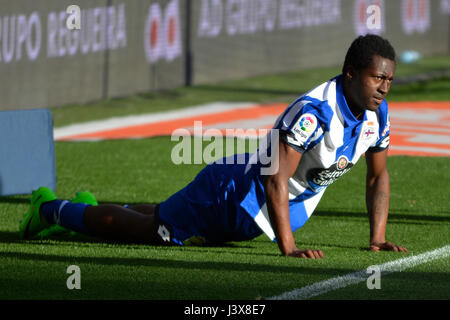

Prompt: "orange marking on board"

[59,101,450,157]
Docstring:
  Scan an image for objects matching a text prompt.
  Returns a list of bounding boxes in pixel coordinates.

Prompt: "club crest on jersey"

[363,126,376,140]
[337,156,349,170]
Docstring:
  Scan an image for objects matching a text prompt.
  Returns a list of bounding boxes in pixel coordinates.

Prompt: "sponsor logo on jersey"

[306,157,353,190]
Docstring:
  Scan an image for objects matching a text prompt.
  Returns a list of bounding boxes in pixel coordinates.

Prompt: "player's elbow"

[263,174,289,198]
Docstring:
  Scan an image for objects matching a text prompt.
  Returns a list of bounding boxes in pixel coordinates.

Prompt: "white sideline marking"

[54,102,256,140]
[267,245,450,300]
[390,145,450,155]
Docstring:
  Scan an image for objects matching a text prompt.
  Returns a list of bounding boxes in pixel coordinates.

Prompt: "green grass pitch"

[0,55,449,300]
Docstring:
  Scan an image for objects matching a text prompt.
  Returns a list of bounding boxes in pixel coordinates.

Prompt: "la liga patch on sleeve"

[290,113,318,145]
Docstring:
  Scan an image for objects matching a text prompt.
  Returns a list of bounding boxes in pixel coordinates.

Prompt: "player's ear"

[345,65,356,81]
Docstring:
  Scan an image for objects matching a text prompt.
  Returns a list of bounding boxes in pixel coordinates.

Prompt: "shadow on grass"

[0,250,354,276]
[0,197,29,204]
[0,230,103,245]
[0,230,407,258]
[0,197,162,208]
[0,230,260,253]
[1,196,447,224]
[314,210,450,223]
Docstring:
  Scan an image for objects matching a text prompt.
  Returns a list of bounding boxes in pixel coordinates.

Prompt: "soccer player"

[20,34,407,258]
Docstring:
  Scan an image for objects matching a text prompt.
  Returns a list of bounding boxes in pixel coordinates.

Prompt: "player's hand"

[369,241,407,252]
[286,248,324,259]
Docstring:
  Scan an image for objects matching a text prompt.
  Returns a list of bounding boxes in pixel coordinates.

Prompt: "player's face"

[347,55,396,116]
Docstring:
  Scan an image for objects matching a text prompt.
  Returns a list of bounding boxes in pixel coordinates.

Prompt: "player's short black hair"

[342,34,396,74]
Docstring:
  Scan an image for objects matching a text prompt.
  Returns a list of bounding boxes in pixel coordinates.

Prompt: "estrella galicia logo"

[306,156,353,191]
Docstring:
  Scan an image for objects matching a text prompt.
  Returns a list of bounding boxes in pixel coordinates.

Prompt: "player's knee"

[137,216,158,242]
[99,214,117,230]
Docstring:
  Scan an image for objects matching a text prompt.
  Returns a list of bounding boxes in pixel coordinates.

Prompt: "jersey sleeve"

[367,104,390,153]
[276,100,323,154]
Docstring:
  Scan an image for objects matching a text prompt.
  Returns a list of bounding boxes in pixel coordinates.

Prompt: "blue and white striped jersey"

[239,74,390,241]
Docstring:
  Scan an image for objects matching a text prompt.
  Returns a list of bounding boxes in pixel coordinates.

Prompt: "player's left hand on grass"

[287,248,324,259]
[369,241,407,252]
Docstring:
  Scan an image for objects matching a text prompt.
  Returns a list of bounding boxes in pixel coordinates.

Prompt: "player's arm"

[365,149,407,252]
[263,138,323,259]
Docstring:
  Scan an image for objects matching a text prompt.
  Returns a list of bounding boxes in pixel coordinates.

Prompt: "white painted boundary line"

[54,102,256,140]
[267,245,450,300]
[390,145,450,155]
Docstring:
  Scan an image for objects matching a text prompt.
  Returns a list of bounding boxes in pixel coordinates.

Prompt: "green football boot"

[19,187,57,239]
[34,191,98,239]
[72,191,98,206]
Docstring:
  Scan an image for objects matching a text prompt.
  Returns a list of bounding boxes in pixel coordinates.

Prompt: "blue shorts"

[156,161,263,245]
